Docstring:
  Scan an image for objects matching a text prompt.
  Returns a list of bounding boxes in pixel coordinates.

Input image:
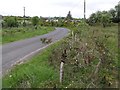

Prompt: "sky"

[0,0,119,18]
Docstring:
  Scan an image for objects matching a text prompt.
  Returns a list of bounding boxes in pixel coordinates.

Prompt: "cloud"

[0,0,119,18]
[53,1,81,8]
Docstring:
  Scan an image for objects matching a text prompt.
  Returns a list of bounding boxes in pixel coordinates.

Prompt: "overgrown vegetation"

[2,24,118,88]
[2,2,119,88]
[46,24,118,88]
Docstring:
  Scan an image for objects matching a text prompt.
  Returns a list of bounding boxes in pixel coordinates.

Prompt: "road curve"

[2,28,69,75]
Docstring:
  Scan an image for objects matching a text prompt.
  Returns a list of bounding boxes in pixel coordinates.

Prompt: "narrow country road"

[2,28,69,75]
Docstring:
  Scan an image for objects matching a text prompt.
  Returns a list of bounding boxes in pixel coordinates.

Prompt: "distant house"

[41,16,81,23]
[44,17,59,22]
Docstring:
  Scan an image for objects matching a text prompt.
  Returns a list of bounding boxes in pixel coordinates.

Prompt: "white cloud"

[0,0,119,18]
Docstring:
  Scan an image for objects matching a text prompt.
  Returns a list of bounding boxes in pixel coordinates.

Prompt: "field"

[2,25,118,88]
[2,26,55,44]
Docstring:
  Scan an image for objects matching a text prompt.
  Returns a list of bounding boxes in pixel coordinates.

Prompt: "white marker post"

[60,49,67,84]
[60,61,64,83]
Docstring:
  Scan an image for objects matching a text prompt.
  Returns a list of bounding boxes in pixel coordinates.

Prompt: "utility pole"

[84,0,86,21]
[23,7,26,26]
[23,7,25,24]
[83,0,86,30]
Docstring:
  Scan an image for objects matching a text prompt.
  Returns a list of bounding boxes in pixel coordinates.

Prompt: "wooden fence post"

[60,49,67,84]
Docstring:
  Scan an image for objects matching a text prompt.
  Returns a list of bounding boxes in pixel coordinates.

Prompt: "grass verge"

[2,39,66,88]
[2,26,55,44]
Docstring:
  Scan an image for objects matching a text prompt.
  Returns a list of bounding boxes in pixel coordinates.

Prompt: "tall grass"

[2,26,54,44]
[2,40,64,88]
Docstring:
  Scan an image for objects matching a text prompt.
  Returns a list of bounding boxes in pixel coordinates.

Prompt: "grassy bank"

[2,26,54,44]
[2,39,65,88]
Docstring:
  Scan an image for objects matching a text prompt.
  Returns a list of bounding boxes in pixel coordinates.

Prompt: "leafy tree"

[101,13,111,27]
[66,11,73,20]
[109,9,116,18]
[57,18,64,27]
[39,16,46,26]
[114,3,120,22]
[115,3,120,15]
[88,11,112,27]
[88,13,97,26]
[31,16,39,26]
[96,11,102,23]
[4,16,18,27]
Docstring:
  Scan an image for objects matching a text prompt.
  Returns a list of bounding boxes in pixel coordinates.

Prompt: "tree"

[115,3,120,15]
[114,3,120,22]
[88,13,97,26]
[31,16,39,26]
[39,16,46,26]
[4,16,18,27]
[57,18,64,27]
[88,3,120,25]
[101,13,111,27]
[66,11,73,20]
[96,11,102,23]
[109,9,116,18]
[88,11,112,27]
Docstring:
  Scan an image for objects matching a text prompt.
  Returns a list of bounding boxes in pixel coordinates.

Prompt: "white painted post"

[60,61,64,83]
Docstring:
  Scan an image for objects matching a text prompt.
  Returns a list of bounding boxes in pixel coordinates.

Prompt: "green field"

[2,26,55,44]
[2,25,118,88]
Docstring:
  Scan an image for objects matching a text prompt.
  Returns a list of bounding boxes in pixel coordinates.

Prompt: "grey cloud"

[52,1,82,8]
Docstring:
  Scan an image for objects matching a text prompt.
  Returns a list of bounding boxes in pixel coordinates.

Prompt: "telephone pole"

[83,0,86,30]
[23,7,25,24]
[84,0,86,20]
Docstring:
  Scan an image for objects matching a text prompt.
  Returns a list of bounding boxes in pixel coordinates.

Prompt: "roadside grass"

[2,25,118,88]
[2,39,65,88]
[2,26,55,44]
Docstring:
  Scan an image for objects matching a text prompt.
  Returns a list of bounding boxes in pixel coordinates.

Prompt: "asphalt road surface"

[2,28,69,75]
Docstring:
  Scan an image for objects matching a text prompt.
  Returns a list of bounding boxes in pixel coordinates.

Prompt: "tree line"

[1,11,75,28]
[87,3,120,27]
[1,3,119,28]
